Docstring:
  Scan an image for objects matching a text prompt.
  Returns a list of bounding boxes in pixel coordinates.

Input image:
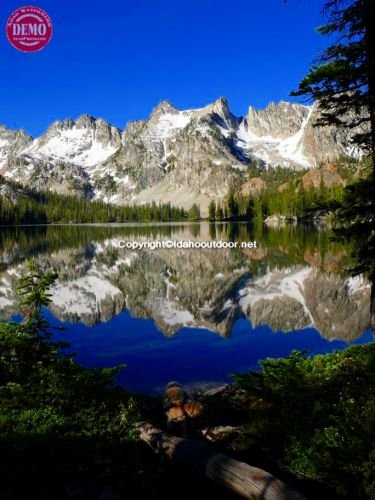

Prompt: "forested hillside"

[0,177,187,224]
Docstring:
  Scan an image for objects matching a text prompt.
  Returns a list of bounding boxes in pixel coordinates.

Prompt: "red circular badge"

[6,6,53,52]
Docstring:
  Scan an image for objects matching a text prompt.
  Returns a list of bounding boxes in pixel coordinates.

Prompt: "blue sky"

[0,0,328,137]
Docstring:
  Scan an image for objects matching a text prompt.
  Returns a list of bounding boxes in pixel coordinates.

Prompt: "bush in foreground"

[232,346,375,498]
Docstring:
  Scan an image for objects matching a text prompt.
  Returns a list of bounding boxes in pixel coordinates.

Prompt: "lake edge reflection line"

[118,239,258,250]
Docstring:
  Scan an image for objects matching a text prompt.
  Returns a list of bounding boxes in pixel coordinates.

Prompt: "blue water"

[46,309,374,395]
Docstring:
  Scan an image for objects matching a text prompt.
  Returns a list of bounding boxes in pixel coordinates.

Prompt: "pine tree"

[216,202,223,220]
[188,203,201,221]
[208,200,216,221]
[0,262,63,379]
[246,197,255,220]
[227,189,239,219]
[254,198,263,221]
[292,0,375,329]
[291,0,375,167]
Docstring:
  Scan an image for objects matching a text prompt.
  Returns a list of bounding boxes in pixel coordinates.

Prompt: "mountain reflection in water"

[47,309,373,395]
[0,222,373,393]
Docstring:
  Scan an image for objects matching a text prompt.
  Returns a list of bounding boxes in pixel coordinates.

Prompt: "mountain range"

[0,97,359,215]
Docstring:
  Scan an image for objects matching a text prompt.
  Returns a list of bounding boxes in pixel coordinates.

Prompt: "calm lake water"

[0,222,373,394]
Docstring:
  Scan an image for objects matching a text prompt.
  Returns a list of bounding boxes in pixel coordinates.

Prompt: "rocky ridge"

[0,98,363,215]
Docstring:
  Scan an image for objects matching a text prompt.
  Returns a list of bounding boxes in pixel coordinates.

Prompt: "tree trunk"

[364,0,375,172]
[136,422,306,500]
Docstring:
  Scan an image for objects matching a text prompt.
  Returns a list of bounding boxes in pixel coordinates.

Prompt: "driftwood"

[136,422,306,500]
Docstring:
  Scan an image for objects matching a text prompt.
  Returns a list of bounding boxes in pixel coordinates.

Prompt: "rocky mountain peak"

[45,118,75,136]
[43,114,118,135]
[38,114,121,148]
[0,126,33,169]
[0,125,32,142]
[211,96,230,113]
[201,96,238,129]
[75,114,97,128]
[150,100,178,119]
[246,101,311,140]
[0,96,361,212]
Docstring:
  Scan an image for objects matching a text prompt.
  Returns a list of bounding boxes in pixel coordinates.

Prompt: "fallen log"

[136,422,306,500]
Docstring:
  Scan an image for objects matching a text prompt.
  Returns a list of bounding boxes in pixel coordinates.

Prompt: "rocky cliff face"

[237,266,370,340]
[301,163,345,189]
[106,98,245,211]
[0,126,33,170]
[246,101,309,139]
[301,106,353,163]
[0,98,363,214]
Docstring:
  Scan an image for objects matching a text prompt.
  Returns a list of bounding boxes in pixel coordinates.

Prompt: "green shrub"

[0,262,138,443]
[233,346,375,497]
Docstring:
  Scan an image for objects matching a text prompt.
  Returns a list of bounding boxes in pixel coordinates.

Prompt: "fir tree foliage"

[291,0,375,327]
[213,165,345,221]
[0,262,136,439]
[208,200,216,221]
[187,203,201,220]
[0,177,188,224]
[291,0,375,164]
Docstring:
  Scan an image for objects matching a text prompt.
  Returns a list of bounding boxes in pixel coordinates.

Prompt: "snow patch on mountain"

[346,275,371,295]
[154,298,195,326]
[276,106,314,167]
[236,105,314,168]
[238,266,314,323]
[149,112,192,140]
[23,126,118,168]
[51,274,122,315]
[0,98,362,207]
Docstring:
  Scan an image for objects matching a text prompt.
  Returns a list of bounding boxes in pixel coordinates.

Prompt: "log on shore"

[136,422,306,500]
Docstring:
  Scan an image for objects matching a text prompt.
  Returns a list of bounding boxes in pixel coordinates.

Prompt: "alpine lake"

[0,222,373,395]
